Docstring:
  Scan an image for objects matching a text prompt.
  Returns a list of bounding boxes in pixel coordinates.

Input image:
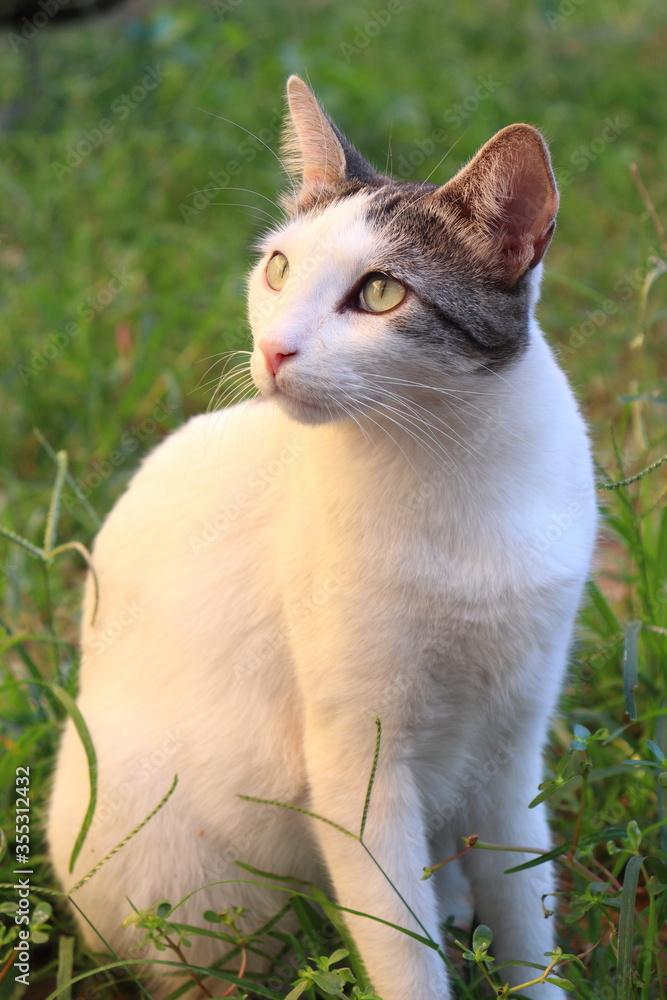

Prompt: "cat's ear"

[435,124,559,288]
[282,76,379,202]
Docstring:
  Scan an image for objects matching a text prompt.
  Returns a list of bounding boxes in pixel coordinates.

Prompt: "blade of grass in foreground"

[50,685,98,873]
[616,855,643,1000]
[623,622,641,721]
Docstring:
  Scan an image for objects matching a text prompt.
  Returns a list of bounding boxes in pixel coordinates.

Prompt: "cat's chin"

[270,390,346,426]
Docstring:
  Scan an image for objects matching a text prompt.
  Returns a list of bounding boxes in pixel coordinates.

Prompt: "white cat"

[49,76,597,999]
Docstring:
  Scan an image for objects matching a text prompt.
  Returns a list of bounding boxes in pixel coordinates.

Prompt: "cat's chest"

[284,456,529,610]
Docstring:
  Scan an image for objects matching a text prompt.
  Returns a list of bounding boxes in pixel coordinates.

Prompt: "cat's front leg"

[458,726,565,1000]
[302,711,452,1000]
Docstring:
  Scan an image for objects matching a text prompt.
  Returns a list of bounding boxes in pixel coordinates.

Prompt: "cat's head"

[248,76,558,426]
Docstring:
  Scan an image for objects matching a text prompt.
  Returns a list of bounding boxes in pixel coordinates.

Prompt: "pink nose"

[259,341,298,377]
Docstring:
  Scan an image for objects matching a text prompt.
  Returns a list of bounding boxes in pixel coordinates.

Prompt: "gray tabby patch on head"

[281,76,559,370]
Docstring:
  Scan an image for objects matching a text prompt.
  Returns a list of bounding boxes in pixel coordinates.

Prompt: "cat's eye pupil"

[360,273,406,313]
[266,252,289,290]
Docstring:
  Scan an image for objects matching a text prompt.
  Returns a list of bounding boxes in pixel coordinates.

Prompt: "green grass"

[1,0,667,997]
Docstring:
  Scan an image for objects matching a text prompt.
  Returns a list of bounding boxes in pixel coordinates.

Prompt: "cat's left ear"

[435,123,559,288]
[282,76,379,204]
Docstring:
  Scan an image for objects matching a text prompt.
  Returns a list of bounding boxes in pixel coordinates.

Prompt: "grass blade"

[44,957,285,1000]
[623,622,642,721]
[50,685,98,873]
[617,855,643,999]
[56,935,75,1000]
[360,716,382,841]
[33,427,101,528]
[68,774,178,893]
[0,524,43,559]
[288,893,325,957]
[307,883,371,989]
[586,580,622,635]
[239,794,357,839]
[44,450,68,557]
[596,453,667,490]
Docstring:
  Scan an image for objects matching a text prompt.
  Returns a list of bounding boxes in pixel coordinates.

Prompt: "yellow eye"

[266,252,289,290]
[359,273,406,313]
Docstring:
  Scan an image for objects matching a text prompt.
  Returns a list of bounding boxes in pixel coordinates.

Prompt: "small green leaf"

[625,820,642,853]
[529,776,575,807]
[31,900,53,925]
[285,981,310,1000]
[646,738,667,764]
[472,924,493,948]
[310,969,347,991]
[545,977,575,989]
[328,948,350,965]
[156,901,172,919]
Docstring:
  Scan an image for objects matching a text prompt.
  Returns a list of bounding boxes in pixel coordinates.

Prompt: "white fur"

[49,189,596,999]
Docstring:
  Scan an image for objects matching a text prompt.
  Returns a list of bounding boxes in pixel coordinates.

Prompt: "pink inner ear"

[504,173,556,238]
[435,123,559,287]
[500,160,559,273]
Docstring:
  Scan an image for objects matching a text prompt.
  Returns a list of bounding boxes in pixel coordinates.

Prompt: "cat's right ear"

[434,123,559,288]
[281,76,379,208]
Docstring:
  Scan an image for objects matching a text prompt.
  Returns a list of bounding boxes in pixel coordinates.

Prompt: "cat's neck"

[331,334,551,481]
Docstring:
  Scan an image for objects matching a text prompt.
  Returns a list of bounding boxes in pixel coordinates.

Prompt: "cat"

[48,75,597,999]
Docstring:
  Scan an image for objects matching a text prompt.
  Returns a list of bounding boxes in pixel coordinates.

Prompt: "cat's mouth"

[270,385,347,426]
[251,352,347,425]
[273,386,332,424]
